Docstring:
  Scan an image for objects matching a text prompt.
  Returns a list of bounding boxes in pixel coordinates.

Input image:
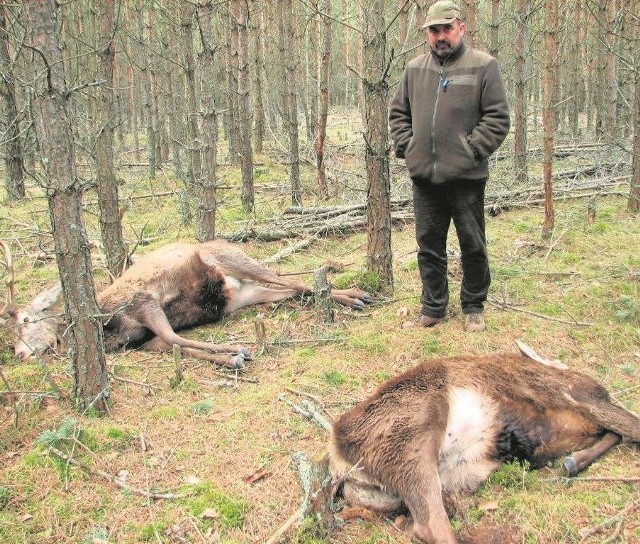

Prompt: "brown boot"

[464,313,486,332]
[403,314,444,329]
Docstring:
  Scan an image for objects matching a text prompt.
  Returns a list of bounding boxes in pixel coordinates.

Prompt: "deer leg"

[241,270,372,310]
[331,288,373,310]
[391,448,457,544]
[402,471,457,544]
[223,283,301,314]
[142,337,246,369]
[208,250,372,310]
[563,432,621,476]
[133,301,250,368]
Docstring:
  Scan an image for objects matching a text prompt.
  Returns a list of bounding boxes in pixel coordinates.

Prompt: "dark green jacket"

[389,42,510,184]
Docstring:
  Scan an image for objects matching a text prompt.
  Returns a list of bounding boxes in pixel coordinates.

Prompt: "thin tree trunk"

[460,0,478,49]
[315,0,332,200]
[224,8,239,165]
[627,0,640,212]
[362,0,393,291]
[568,0,583,137]
[196,3,219,240]
[542,0,557,238]
[252,5,265,154]
[513,0,528,186]
[490,0,500,58]
[231,0,255,212]
[278,0,302,205]
[138,4,156,179]
[96,0,128,278]
[181,3,201,227]
[0,0,25,201]
[306,3,318,143]
[25,0,108,414]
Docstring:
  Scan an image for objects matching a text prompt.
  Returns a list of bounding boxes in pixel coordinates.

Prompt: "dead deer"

[2,240,372,368]
[329,351,640,544]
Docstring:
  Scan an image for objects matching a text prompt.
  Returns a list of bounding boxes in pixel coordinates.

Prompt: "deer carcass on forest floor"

[3,240,372,368]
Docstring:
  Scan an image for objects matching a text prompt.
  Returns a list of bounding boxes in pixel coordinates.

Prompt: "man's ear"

[458,21,466,37]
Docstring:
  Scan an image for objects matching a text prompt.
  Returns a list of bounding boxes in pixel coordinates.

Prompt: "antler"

[0,239,16,315]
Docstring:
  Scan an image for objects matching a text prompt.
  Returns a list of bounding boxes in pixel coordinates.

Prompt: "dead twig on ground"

[488,297,593,326]
[109,373,159,391]
[279,395,332,432]
[544,226,570,260]
[284,386,324,406]
[578,498,640,543]
[47,446,190,500]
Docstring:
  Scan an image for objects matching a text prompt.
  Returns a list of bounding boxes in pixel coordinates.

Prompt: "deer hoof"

[563,456,578,476]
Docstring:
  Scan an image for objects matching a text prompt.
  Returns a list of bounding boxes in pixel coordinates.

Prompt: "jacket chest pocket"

[446,75,475,86]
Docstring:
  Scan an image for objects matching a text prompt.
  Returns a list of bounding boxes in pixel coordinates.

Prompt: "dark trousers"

[412,180,490,318]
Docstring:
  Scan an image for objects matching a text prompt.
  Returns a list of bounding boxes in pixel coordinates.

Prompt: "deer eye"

[23,317,30,323]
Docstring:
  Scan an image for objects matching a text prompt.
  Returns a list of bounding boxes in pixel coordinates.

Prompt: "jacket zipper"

[431,64,446,183]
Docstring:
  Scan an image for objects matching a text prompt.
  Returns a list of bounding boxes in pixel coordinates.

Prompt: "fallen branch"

[560,476,640,484]
[279,395,332,432]
[109,374,159,391]
[47,446,190,500]
[544,226,570,260]
[263,451,334,544]
[488,297,593,326]
[578,498,640,543]
[217,176,630,242]
[0,368,18,426]
[285,386,324,406]
[263,237,320,264]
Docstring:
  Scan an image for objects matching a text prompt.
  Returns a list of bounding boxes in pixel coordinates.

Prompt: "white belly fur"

[439,387,501,493]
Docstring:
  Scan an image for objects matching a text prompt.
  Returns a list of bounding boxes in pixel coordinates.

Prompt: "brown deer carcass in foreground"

[5,240,371,368]
[329,353,640,544]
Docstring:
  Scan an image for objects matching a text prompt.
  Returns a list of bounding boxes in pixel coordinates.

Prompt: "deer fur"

[329,352,640,544]
[6,240,371,367]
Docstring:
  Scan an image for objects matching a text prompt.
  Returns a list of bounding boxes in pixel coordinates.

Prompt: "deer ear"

[28,283,63,312]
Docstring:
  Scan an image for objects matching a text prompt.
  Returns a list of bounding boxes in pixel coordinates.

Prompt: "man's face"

[427,20,466,58]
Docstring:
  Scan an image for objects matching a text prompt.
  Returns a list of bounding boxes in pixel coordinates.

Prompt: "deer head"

[12,283,64,360]
[1,240,64,360]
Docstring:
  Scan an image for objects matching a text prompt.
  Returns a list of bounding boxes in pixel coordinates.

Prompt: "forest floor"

[0,134,639,543]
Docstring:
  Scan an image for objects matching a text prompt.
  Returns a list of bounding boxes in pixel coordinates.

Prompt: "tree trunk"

[231,0,255,212]
[594,0,616,141]
[490,0,500,58]
[362,1,393,292]
[568,0,584,137]
[278,0,302,206]
[541,0,557,238]
[25,0,108,414]
[252,5,265,154]
[627,0,640,213]
[315,0,332,200]
[460,0,478,49]
[196,3,219,241]
[138,4,156,179]
[96,0,128,278]
[513,0,528,186]
[0,0,25,201]
[306,3,319,144]
[224,8,239,165]
[180,3,201,227]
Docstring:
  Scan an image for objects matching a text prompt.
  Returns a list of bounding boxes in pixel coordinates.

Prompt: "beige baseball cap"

[422,0,461,28]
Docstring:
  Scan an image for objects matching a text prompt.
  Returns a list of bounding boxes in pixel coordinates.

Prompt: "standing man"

[390,0,510,332]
